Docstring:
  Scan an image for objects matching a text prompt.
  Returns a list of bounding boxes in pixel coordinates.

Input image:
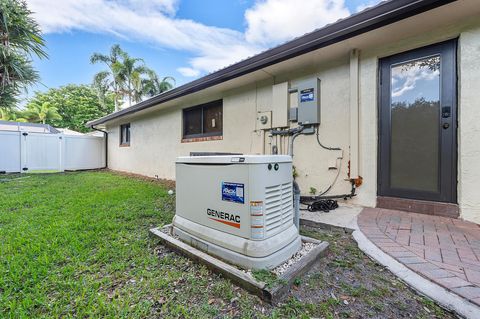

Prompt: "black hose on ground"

[300,181,356,212]
[304,199,339,212]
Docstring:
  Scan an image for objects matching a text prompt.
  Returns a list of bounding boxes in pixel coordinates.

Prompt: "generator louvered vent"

[264,182,293,237]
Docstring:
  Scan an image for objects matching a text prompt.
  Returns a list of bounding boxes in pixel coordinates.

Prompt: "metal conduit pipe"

[270,125,305,157]
[289,131,303,157]
[271,125,304,136]
[270,125,304,228]
[91,126,108,169]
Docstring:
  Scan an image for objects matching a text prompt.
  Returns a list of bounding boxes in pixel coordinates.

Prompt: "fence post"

[59,134,65,172]
[19,132,28,173]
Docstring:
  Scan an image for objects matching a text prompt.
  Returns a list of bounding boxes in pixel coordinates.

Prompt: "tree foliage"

[91,44,174,111]
[0,0,47,109]
[0,107,26,121]
[25,84,114,132]
[23,101,61,124]
[90,44,125,111]
[141,69,175,100]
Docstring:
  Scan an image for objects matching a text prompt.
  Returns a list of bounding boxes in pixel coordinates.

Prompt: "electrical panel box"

[297,78,320,125]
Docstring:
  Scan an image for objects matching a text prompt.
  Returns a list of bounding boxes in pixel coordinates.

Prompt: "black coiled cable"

[305,199,339,212]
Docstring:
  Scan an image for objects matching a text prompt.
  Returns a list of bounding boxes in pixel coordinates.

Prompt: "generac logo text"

[207,208,240,228]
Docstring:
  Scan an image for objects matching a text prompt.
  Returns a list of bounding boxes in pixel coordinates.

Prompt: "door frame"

[377,39,458,203]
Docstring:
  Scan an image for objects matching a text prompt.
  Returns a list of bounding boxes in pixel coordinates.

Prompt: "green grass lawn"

[0,171,452,318]
[0,172,268,318]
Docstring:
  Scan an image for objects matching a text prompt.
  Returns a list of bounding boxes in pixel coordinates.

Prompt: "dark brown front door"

[378,40,457,203]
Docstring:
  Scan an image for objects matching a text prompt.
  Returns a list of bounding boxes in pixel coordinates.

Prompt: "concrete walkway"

[358,208,480,307]
[300,204,362,231]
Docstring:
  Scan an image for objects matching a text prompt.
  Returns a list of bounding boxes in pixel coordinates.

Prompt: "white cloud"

[356,0,382,13]
[26,0,359,78]
[118,0,179,16]
[177,67,200,77]
[27,0,262,76]
[245,0,350,45]
[27,0,246,51]
[391,61,440,98]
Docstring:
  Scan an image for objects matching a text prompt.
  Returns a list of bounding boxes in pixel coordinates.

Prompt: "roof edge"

[87,0,457,127]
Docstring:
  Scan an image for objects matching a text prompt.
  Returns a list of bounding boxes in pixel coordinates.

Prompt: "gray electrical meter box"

[297,78,320,125]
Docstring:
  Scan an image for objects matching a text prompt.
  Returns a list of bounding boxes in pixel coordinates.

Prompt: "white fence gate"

[0,131,105,173]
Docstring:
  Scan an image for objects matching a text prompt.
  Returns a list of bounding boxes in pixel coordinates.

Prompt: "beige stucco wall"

[458,24,480,223]
[108,60,353,198]
[106,18,480,223]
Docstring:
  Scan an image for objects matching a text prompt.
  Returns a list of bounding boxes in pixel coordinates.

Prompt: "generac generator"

[172,155,301,269]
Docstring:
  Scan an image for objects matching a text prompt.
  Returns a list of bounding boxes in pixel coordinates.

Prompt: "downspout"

[349,49,360,180]
[91,125,108,169]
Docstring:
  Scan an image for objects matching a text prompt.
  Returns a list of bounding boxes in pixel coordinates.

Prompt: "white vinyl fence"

[0,131,105,173]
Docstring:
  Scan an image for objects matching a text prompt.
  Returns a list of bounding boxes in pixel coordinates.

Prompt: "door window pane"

[390,55,440,192]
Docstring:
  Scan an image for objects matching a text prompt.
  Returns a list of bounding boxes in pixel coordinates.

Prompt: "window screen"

[120,123,130,146]
[184,107,203,136]
[183,100,223,138]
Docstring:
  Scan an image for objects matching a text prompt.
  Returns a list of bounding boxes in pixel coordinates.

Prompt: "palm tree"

[117,53,148,108]
[90,44,125,112]
[0,85,19,108]
[92,72,113,110]
[91,44,175,110]
[0,107,27,122]
[0,0,47,109]
[24,101,61,124]
[129,67,175,104]
[141,69,175,98]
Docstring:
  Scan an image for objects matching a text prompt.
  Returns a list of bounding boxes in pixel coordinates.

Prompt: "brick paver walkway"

[358,208,480,306]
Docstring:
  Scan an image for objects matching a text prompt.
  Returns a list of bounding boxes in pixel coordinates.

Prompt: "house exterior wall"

[106,19,480,223]
[108,61,353,197]
[457,24,480,223]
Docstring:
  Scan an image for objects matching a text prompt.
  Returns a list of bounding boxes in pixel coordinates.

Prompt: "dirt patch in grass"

[0,171,455,318]
[108,168,176,189]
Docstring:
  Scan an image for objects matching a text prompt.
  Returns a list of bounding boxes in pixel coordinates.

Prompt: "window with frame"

[183,100,223,139]
[120,123,130,146]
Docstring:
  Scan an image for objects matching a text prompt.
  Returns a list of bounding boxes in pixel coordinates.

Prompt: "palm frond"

[90,53,110,65]
[88,44,176,108]
[0,0,47,109]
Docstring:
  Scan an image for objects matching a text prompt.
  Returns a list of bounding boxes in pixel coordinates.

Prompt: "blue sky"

[26,0,380,100]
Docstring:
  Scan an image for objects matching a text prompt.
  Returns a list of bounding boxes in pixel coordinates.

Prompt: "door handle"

[443,123,450,129]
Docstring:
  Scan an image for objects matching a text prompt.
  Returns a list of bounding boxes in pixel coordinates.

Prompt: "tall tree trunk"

[128,79,131,108]
[113,81,119,112]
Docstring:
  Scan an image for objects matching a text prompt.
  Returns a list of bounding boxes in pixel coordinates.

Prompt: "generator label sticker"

[300,88,314,102]
[207,208,241,228]
[222,182,244,204]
